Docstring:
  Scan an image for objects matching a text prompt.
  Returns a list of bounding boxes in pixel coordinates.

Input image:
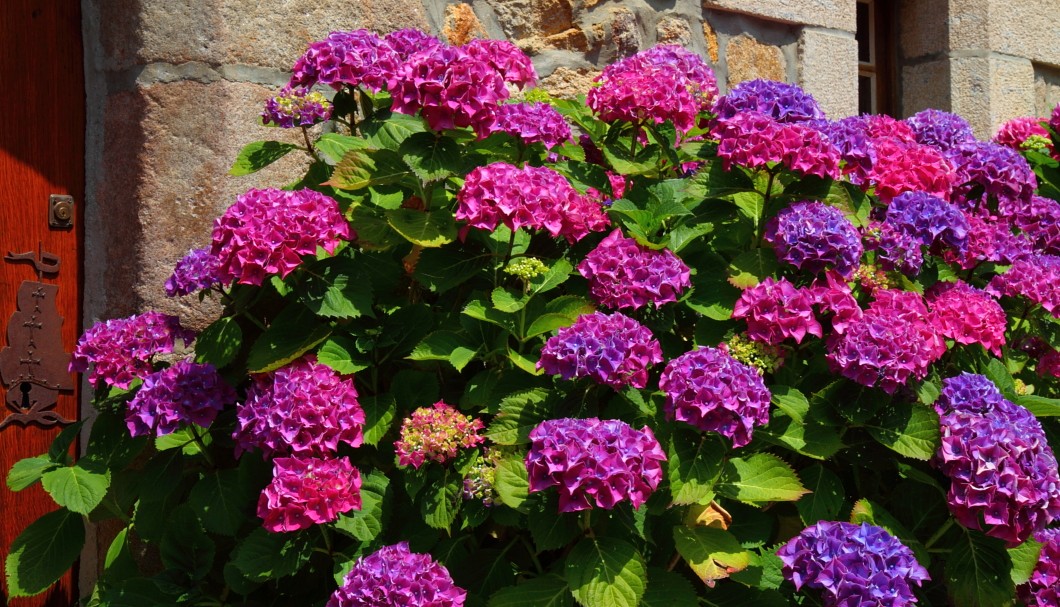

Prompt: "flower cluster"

[904,108,976,152]
[815,117,877,184]
[933,373,1060,545]
[811,270,864,334]
[164,247,223,297]
[1019,528,1060,607]
[659,346,771,448]
[587,60,700,133]
[1014,195,1060,255]
[994,116,1051,152]
[868,137,954,202]
[988,254,1060,317]
[210,188,350,286]
[462,38,537,88]
[1039,348,1060,378]
[289,30,399,91]
[234,355,364,458]
[261,87,333,128]
[258,456,362,533]
[947,141,1036,215]
[712,79,825,124]
[577,229,690,309]
[126,360,235,437]
[70,312,195,388]
[635,45,719,109]
[504,257,548,280]
[456,162,609,243]
[733,277,822,345]
[462,449,500,506]
[526,418,666,512]
[537,312,663,390]
[478,101,571,149]
[723,333,784,375]
[874,191,968,274]
[777,521,929,607]
[383,28,443,61]
[764,201,863,278]
[328,542,466,607]
[394,402,485,469]
[926,280,1006,355]
[713,112,841,179]
[947,211,1032,268]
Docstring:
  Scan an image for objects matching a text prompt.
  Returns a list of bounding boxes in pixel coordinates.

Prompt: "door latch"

[48,194,74,229]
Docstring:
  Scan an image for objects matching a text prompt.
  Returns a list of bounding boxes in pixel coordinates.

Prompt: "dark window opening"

[855,0,895,115]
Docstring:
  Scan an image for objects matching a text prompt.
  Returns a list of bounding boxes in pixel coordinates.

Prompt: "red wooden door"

[0,0,84,605]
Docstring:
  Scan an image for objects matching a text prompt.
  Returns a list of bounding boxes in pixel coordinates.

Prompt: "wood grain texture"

[0,0,84,605]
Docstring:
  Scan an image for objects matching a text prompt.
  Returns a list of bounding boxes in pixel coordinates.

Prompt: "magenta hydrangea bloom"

[1019,528,1060,607]
[383,28,444,61]
[712,79,825,124]
[478,101,572,149]
[863,114,918,142]
[70,312,195,389]
[944,211,1032,269]
[211,188,350,286]
[904,108,976,152]
[328,542,466,607]
[732,277,823,345]
[713,111,841,179]
[577,229,691,310]
[926,280,1006,355]
[988,254,1060,317]
[1014,195,1060,255]
[164,246,223,297]
[934,373,1060,546]
[764,201,863,278]
[809,270,863,335]
[526,417,666,512]
[815,117,877,184]
[777,521,929,607]
[587,59,700,133]
[258,455,362,533]
[947,141,1036,216]
[868,137,955,203]
[537,311,663,390]
[394,401,485,469]
[994,116,1051,151]
[636,44,719,109]
[262,87,333,128]
[659,346,771,448]
[826,290,945,394]
[462,38,537,88]
[234,355,364,458]
[289,30,399,91]
[1039,349,1060,378]
[389,44,508,132]
[126,360,236,437]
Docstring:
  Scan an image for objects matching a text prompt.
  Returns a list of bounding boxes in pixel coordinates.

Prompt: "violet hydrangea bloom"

[1019,527,1060,607]
[261,87,333,128]
[258,455,362,533]
[904,108,976,152]
[988,254,1060,317]
[70,311,195,388]
[126,360,236,437]
[383,28,444,61]
[659,346,771,448]
[394,401,485,469]
[456,162,609,243]
[577,229,691,310]
[926,280,1006,356]
[933,373,1060,546]
[289,30,399,91]
[1014,195,1060,255]
[477,101,572,149]
[234,355,364,458]
[525,417,666,512]
[712,111,841,179]
[462,38,537,89]
[944,210,1032,269]
[328,542,466,607]
[211,188,350,286]
[712,79,825,124]
[164,246,222,297]
[874,191,969,274]
[946,141,1036,216]
[537,311,663,390]
[815,116,877,184]
[764,201,863,278]
[732,277,823,345]
[777,521,929,607]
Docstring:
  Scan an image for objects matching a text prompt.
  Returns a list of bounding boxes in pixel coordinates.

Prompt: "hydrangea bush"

[8,27,1060,607]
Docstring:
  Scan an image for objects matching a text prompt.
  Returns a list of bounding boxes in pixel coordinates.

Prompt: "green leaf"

[1017,394,1060,416]
[825,181,872,227]
[980,358,1016,397]
[488,574,573,607]
[492,287,528,313]
[48,420,85,463]
[361,394,397,446]
[316,336,371,374]
[726,249,780,289]
[640,568,699,607]
[194,316,243,368]
[686,260,742,320]
[325,148,412,191]
[673,526,750,584]
[83,410,149,471]
[945,529,1015,607]
[408,331,479,372]
[494,456,529,512]
[160,507,214,581]
[667,431,726,505]
[187,468,257,536]
[102,526,138,583]
[7,456,59,491]
[1008,539,1042,585]
[360,112,427,150]
[602,140,661,176]
[866,403,940,460]
[385,208,457,247]
[96,578,180,606]
[463,299,519,336]
[299,257,375,319]
[229,141,298,176]
[334,469,390,542]
[486,389,552,445]
[528,498,581,551]
[566,537,646,607]
[421,471,462,530]
[246,304,333,373]
[314,133,372,164]
[849,498,930,564]
[41,462,111,515]
[795,465,845,525]
[414,246,488,293]
[399,132,463,182]
[731,191,764,223]
[756,408,845,460]
[154,425,210,454]
[527,259,574,297]
[231,528,312,582]
[5,508,84,597]
[717,453,809,505]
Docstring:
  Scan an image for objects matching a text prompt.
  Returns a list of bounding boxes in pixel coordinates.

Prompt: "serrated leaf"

[488,574,573,607]
[527,259,573,297]
[399,132,462,181]
[686,260,742,320]
[324,148,412,191]
[1017,394,1060,416]
[7,456,58,491]
[866,403,940,461]
[946,529,1015,607]
[528,502,581,551]
[718,453,808,505]
[980,358,1016,397]
[231,528,312,582]
[41,462,111,515]
[795,465,844,525]
[494,457,529,512]
[566,537,647,607]
[360,112,427,149]
[463,299,519,336]
[4,508,84,597]
[674,526,750,584]
[48,420,85,463]
[414,246,489,293]
[729,549,785,590]
[361,394,397,446]
[1008,539,1042,585]
[314,133,372,164]
[246,304,333,373]
[229,141,298,176]
[421,471,462,530]
[187,468,257,536]
[316,336,371,374]
[756,409,845,460]
[160,507,214,581]
[731,191,764,222]
[409,330,479,372]
[668,431,726,505]
[386,208,457,247]
[486,389,552,445]
[726,249,779,289]
[299,257,374,319]
[640,567,699,607]
[509,347,544,375]
[194,316,243,368]
[334,470,390,542]
[492,287,527,313]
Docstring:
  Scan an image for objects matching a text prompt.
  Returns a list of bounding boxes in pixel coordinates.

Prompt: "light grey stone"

[797,27,857,118]
[702,0,855,32]
[950,54,1035,139]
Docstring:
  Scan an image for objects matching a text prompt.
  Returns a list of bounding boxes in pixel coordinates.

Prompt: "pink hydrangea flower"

[926,280,1006,356]
[70,312,195,388]
[732,277,823,345]
[994,116,1051,151]
[713,111,841,179]
[537,311,662,390]
[394,402,485,469]
[329,542,467,607]
[258,455,362,533]
[988,254,1060,317]
[289,30,399,91]
[809,270,862,335]
[1039,349,1060,378]
[868,137,955,203]
[1014,195,1060,255]
[943,211,1032,269]
[126,360,236,437]
[577,229,691,310]
[462,38,537,88]
[1019,528,1060,607]
[211,188,350,286]
[477,101,572,149]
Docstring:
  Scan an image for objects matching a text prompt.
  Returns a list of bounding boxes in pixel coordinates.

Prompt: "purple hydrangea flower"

[658,346,771,448]
[815,116,878,184]
[712,79,826,124]
[904,108,976,152]
[328,542,467,607]
[946,141,1036,216]
[537,312,663,390]
[988,254,1060,317]
[478,101,572,149]
[1019,527,1060,607]
[526,418,666,512]
[126,360,236,437]
[461,38,537,89]
[874,191,969,274]
[289,30,399,91]
[732,277,823,345]
[777,521,929,607]
[211,188,350,287]
[70,312,195,389]
[258,455,362,533]
[234,355,364,459]
[164,246,223,297]
[934,373,1060,546]
[712,111,841,179]
[926,280,1007,356]
[944,211,1032,269]
[764,201,863,278]
[1014,195,1060,255]
[261,87,333,128]
[383,28,444,61]
[577,229,691,310]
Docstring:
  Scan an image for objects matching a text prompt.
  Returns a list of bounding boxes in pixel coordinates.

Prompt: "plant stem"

[666,551,682,571]
[517,534,545,574]
[924,518,955,549]
[189,426,215,468]
[301,126,320,163]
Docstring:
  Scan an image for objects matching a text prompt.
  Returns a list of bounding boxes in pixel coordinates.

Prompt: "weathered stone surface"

[897,0,947,60]
[985,0,1060,67]
[797,28,857,118]
[702,0,855,32]
[609,6,642,58]
[443,3,488,45]
[950,55,1036,139]
[657,15,692,47]
[1034,66,1060,117]
[486,0,576,39]
[726,33,785,87]
[538,66,599,98]
[901,60,951,116]
[516,28,590,53]
[946,0,991,51]
[702,19,720,63]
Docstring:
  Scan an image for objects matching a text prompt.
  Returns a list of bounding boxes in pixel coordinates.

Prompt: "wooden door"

[0,0,84,605]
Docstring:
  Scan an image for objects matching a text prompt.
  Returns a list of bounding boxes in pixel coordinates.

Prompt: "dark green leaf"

[408,330,479,372]
[229,141,298,176]
[726,249,779,289]
[414,246,488,293]
[299,257,375,319]
[160,507,214,581]
[316,336,371,374]
[488,574,573,607]
[83,410,149,470]
[640,568,698,607]
[565,537,647,607]
[194,316,243,368]
[527,259,573,297]
[717,453,809,504]
[795,465,845,525]
[667,431,726,505]
[187,468,257,536]
[866,403,940,460]
[399,132,463,182]
[464,299,519,337]
[4,508,84,597]
[386,208,458,247]
[421,471,462,530]
[231,528,312,581]
[48,420,85,463]
[246,304,333,373]
[486,389,552,445]
[360,112,427,149]
[850,498,930,565]
[334,469,390,542]
[945,529,1015,607]
[361,394,397,446]
[528,497,581,551]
